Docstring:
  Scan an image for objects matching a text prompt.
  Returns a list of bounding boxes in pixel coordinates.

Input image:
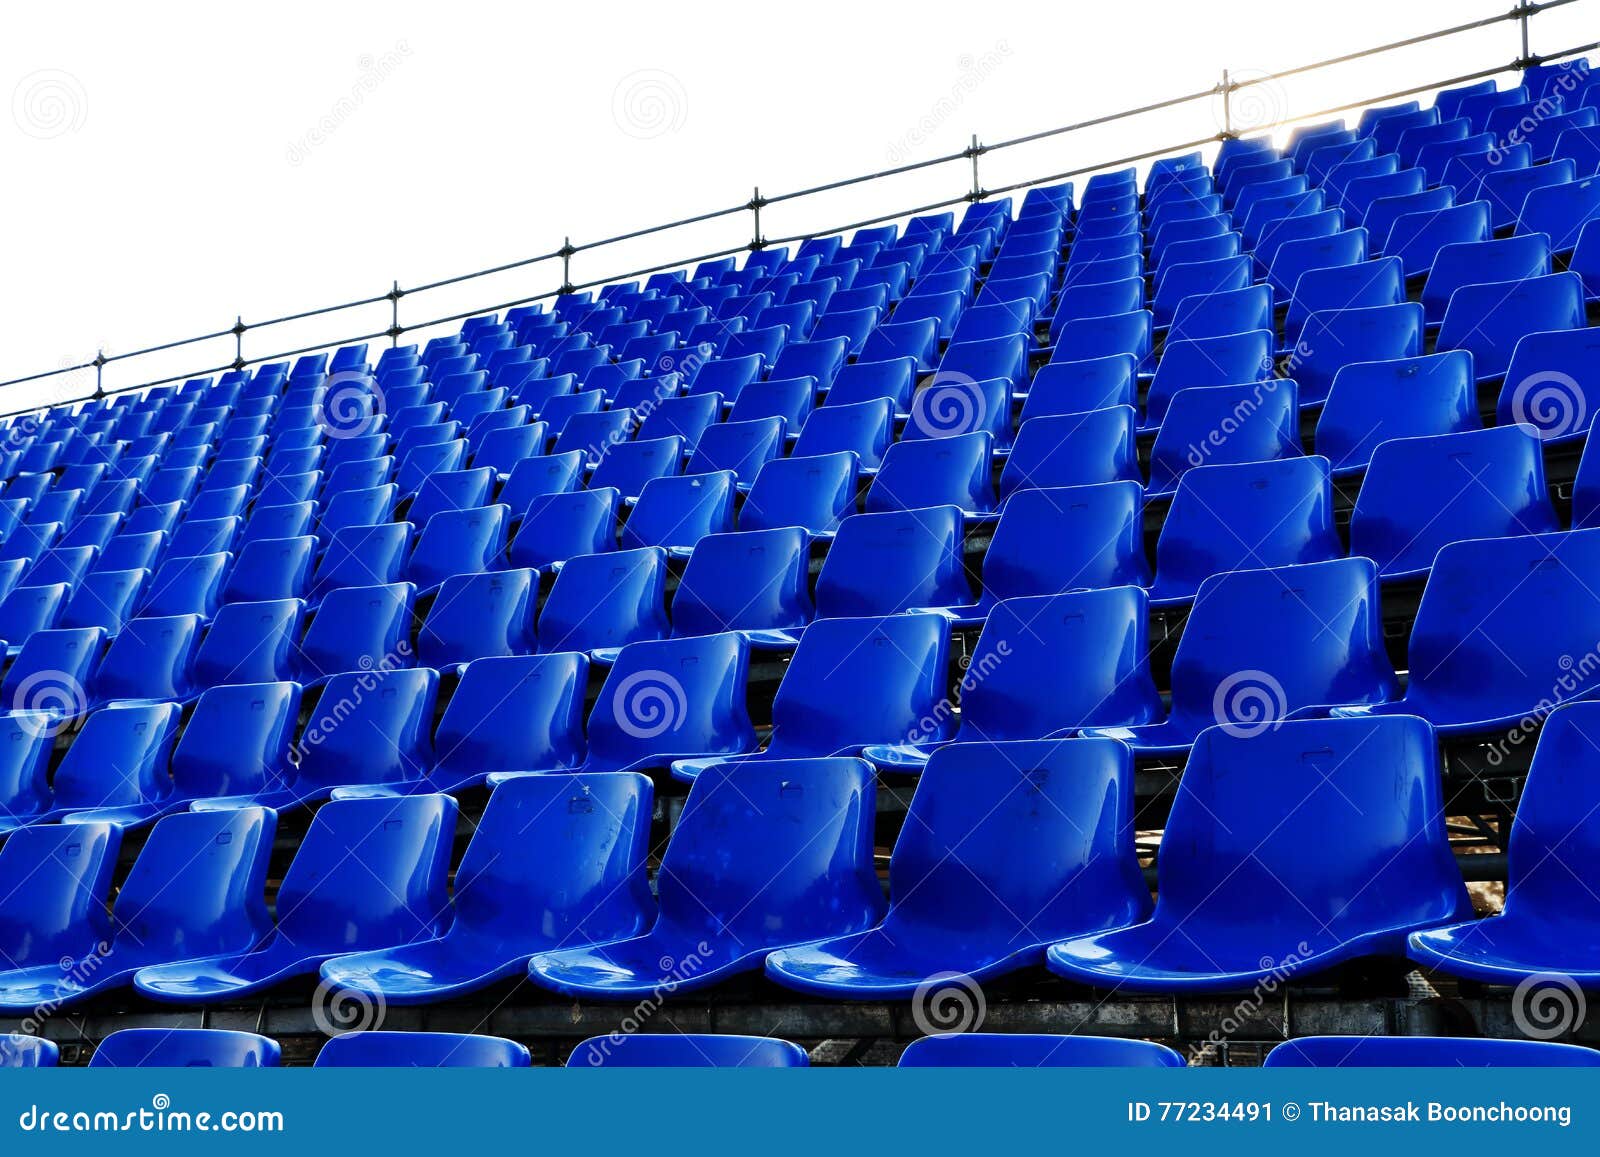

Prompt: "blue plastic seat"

[1260,218,1359,291]
[1150,456,1341,606]
[1334,528,1600,735]
[866,432,995,516]
[1315,351,1480,475]
[1295,303,1425,404]
[510,487,617,570]
[620,471,736,555]
[0,582,68,650]
[1498,327,1600,442]
[1384,201,1491,277]
[1022,355,1137,418]
[1048,715,1469,992]
[315,1032,532,1067]
[91,614,201,706]
[296,582,415,681]
[526,756,882,999]
[318,482,398,539]
[1090,557,1398,755]
[685,416,786,486]
[0,825,121,1000]
[417,567,536,667]
[791,398,895,467]
[827,358,916,412]
[812,507,972,619]
[741,451,859,535]
[1407,701,1600,988]
[1264,1036,1600,1067]
[61,568,148,634]
[1000,407,1140,496]
[1284,258,1406,347]
[89,1029,281,1068]
[307,523,411,604]
[1421,234,1552,323]
[498,451,585,517]
[588,435,683,500]
[1050,310,1153,370]
[764,742,1152,1004]
[538,546,668,655]
[1151,255,1251,326]
[901,1034,1184,1067]
[1476,158,1579,230]
[407,504,510,592]
[318,773,651,1003]
[139,551,230,619]
[1165,283,1273,345]
[569,1034,809,1068]
[1438,271,1586,380]
[24,700,180,828]
[1142,330,1274,431]
[669,527,813,649]
[1351,425,1559,580]
[671,613,949,782]
[0,808,274,1009]
[1148,381,1302,497]
[405,465,495,530]
[191,597,304,691]
[133,794,455,1003]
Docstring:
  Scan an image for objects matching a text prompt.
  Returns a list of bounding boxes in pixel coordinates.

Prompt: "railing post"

[388,281,403,348]
[968,133,984,202]
[1519,1,1533,68]
[559,237,575,294]
[749,186,765,251]
[1221,69,1234,138]
[231,316,246,371]
[92,350,105,398]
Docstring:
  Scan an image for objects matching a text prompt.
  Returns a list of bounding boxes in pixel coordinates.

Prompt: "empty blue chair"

[1090,557,1398,755]
[0,826,120,1007]
[510,487,617,570]
[1022,355,1137,416]
[1283,258,1405,345]
[316,1033,532,1068]
[1150,456,1341,606]
[499,451,585,517]
[569,1034,808,1068]
[89,1029,281,1068]
[827,358,916,412]
[899,1034,1186,1067]
[187,598,304,693]
[1051,310,1153,370]
[1261,220,1361,293]
[792,398,895,468]
[1499,327,1600,441]
[1385,201,1492,276]
[1315,351,1480,475]
[866,432,996,515]
[1165,283,1273,345]
[62,568,148,634]
[741,451,859,535]
[407,504,510,592]
[1047,715,1470,992]
[813,507,972,619]
[134,794,455,1003]
[0,808,274,1009]
[764,742,1152,998]
[0,582,68,650]
[318,773,651,1004]
[1334,528,1600,736]
[1351,425,1558,580]
[1519,174,1600,253]
[1142,330,1274,431]
[418,567,536,668]
[685,416,786,486]
[1295,303,1424,404]
[588,434,683,500]
[1438,270,1586,380]
[297,582,414,681]
[1148,380,1302,496]
[308,523,411,604]
[1265,1037,1600,1067]
[670,527,813,649]
[1001,407,1140,496]
[526,756,883,999]
[1477,158,1579,229]
[620,471,736,555]
[1421,234,1552,323]
[91,614,201,706]
[538,546,668,655]
[1151,255,1251,326]
[1407,701,1600,988]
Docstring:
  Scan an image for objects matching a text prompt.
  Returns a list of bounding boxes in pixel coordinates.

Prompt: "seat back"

[193,598,304,688]
[316,1032,531,1068]
[93,614,202,703]
[816,506,971,617]
[1315,351,1479,473]
[295,667,436,792]
[51,701,183,811]
[89,1028,281,1068]
[418,567,537,667]
[1002,407,1140,495]
[672,527,813,639]
[539,547,668,653]
[0,824,118,969]
[510,487,617,569]
[432,654,588,782]
[298,582,415,680]
[741,451,859,535]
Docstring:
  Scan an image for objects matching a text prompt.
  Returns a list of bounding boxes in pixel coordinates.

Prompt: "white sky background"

[0,0,1592,409]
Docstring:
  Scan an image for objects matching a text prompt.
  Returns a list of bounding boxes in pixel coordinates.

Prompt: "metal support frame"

[0,0,1590,417]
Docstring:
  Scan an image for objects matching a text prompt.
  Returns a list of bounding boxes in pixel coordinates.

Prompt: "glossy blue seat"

[685,416,786,487]
[621,471,736,555]
[792,397,896,467]
[417,567,536,667]
[569,1034,809,1067]
[498,451,585,517]
[1022,355,1138,417]
[1050,310,1153,370]
[588,434,683,500]
[741,451,859,535]
[133,794,455,1003]
[812,506,971,619]
[318,482,398,540]
[308,523,412,604]
[903,376,1012,451]
[1499,327,1600,442]
[1335,529,1600,735]
[1315,351,1479,475]
[0,1036,58,1067]
[1295,303,1425,405]
[509,487,618,570]
[0,826,120,1001]
[1151,255,1251,326]
[1049,715,1469,992]
[1148,380,1302,497]
[90,1029,282,1068]
[1001,407,1141,496]
[404,465,494,529]
[1384,201,1492,278]
[538,546,668,655]
[1165,283,1273,346]
[315,1032,532,1067]
[1350,425,1558,580]
[827,358,917,412]
[1265,1036,1600,1067]
[296,582,415,682]
[1150,456,1341,606]
[670,527,813,649]
[406,504,510,592]
[1142,330,1274,431]
[1476,157,1578,230]
[899,1034,1185,1067]
[1090,557,1398,756]
[1437,271,1586,380]
[768,738,1150,996]
[671,613,949,783]
[1421,234,1553,324]
[319,773,652,1003]
[191,598,304,691]
[866,432,995,516]
[526,756,883,999]
[91,613,202,706]
[0,808,274,1009]
[224,536,315,604]
[0,582,68,650]
[139,551,230,619]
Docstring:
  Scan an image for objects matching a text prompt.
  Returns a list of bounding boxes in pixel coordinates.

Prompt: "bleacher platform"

[6,50,1600,1068]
